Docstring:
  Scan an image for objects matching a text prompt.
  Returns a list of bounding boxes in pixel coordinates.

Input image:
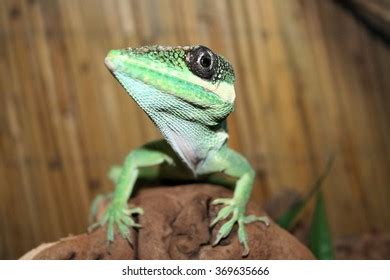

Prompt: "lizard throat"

[112,72,230,172]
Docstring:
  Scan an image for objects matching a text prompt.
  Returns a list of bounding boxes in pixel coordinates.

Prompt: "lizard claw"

[210,205,234,227]
[211,198,232,205]
[89,201,143,245]
[87,222,101,234]
[124,207,144,216]
[212,209,239,246]
[210,197,270,256]
[243,214,270,226]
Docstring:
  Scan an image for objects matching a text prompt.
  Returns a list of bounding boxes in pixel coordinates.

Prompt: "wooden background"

[0,0,389,259]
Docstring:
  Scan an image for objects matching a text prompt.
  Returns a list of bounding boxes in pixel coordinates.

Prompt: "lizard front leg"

[198,146,270,256]
[89,140,177,244]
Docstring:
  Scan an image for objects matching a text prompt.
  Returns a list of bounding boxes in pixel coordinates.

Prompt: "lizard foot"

[210,198,270,256]
[88,202,143,245]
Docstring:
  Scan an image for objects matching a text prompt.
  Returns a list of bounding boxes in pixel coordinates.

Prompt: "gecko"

[90,45,270,256]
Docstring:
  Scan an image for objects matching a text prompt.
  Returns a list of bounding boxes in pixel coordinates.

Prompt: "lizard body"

[91,45,269,256]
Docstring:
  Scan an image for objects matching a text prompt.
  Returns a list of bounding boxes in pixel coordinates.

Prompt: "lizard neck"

[114,72,232,172]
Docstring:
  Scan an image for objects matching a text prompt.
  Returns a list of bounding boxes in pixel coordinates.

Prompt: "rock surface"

[21,184,314,260]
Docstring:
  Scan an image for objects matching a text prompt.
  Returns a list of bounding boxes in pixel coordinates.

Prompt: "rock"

[21,184,314,260]
[20,227,135,260]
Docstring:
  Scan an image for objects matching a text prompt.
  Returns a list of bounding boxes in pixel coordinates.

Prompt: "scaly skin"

[89,45,270,256]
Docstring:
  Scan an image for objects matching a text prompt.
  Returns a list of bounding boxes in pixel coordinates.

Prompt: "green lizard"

[91,45,269,256]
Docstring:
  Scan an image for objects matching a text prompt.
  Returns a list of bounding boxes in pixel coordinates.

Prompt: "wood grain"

[0,0,389,259]
[340,0,390,39]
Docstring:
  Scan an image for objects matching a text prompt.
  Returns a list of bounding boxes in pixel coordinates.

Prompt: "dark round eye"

[186,46,217,80]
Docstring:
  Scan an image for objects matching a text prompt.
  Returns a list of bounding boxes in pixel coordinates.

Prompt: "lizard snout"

[105,49,123,72]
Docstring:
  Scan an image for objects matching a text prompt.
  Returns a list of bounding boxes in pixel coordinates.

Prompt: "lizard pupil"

[200,55,211,68]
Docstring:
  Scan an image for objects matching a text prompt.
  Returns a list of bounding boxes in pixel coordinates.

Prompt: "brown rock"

[21,184,314,260]
[20,227,135,260]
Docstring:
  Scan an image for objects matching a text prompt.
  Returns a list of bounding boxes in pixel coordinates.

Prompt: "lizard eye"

[186,46,217,80]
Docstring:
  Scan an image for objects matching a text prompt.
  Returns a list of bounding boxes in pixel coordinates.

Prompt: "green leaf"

[276,156,335,230]
[309,191,334,259]
[276,200,305,230]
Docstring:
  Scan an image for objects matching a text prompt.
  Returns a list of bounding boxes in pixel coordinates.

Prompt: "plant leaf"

[309,191,334,259]
[276,156,335,230]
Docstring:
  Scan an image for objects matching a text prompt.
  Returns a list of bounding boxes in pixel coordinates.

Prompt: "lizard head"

[104,45,235,121]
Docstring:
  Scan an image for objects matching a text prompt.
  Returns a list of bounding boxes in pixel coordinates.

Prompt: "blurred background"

[0,0,389,259]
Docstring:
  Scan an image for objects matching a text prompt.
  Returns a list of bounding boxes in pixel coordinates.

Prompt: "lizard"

[90,45,270,256]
